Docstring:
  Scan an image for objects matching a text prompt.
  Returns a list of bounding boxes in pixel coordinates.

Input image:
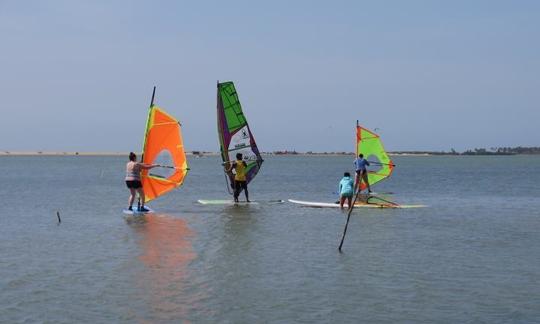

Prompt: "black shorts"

[126,180,142,189]
[356,169,367,175]
[234,180,247,190]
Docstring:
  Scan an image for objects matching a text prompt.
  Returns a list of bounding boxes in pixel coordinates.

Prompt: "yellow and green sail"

[356,121,394,190]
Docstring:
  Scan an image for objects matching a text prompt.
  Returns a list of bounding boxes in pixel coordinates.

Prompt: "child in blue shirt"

[353,153,372,193]
[338,172,354,209]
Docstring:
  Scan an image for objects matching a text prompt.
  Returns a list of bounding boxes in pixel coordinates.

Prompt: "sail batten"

[217,81,263,193]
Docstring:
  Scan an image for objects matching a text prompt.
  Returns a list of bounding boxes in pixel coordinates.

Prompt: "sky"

[1,0,539,152]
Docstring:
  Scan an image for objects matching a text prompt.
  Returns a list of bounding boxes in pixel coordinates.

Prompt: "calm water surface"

[1,155,539,323]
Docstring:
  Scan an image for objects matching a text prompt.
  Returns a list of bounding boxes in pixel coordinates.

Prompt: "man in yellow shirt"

[227,153,250,203]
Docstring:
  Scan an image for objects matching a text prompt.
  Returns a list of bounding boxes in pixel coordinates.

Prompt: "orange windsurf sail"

[140,101,189,202]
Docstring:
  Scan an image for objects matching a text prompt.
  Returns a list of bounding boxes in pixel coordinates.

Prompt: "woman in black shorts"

[125,152,157,211]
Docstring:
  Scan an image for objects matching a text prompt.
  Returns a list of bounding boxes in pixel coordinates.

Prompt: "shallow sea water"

[1,155,539,323]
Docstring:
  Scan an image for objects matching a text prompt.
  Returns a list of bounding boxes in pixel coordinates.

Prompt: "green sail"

[356,123,394,189]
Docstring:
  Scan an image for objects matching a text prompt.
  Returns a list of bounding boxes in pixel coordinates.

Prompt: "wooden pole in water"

[339,120,362,251]
[56,211,61,224]
[338,190,362,252]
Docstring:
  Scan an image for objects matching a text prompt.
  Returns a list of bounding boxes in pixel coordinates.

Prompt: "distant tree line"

[260,146,540,155]
[460,146,540,155]
[389,146,540,155]
[487,146,540,154]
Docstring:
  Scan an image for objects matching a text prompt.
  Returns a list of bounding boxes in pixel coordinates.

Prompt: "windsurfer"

[227,153,250,203]
[338,172,354,209]
[125,152,158,211]
[354,153,372,193]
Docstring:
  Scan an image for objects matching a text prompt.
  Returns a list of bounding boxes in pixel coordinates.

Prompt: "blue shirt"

[339,176,354,196]
[354,158,370,171]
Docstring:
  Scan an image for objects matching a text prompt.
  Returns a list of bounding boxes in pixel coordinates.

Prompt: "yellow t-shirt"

[234,160,247,181]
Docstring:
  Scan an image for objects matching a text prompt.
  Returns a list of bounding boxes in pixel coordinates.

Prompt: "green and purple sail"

[217,81,263,192]
[356,121,394,190]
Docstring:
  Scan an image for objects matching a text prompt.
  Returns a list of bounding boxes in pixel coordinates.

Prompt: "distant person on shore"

[125,152,158,212]
[354,153,372,193]
[338,172,354,209]
[226,153,250,203]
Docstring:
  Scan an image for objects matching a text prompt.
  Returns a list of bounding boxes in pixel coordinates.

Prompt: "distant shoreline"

[1,151,537,157]
[0,151,131,156]
[0,151,219,157]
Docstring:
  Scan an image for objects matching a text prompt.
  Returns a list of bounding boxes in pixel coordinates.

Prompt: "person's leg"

[229,175,235,190]
[347,196,352,209]
[128,188,136,209]
[362,171,371,192]
[243,182,249,202]
[137,188,146,210]
[354,171,360,193]
[340,196,345,209]
[233,181,240,202]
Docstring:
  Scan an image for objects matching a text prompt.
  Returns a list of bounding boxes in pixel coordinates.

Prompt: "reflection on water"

[128,214,197,321]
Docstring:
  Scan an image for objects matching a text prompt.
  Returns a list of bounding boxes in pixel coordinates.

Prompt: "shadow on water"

[125,213,199,321]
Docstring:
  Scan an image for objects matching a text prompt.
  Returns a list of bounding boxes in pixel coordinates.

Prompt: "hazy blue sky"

[1,0,539,152]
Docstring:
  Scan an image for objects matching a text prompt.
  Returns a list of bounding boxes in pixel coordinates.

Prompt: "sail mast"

[141,86,157,162]
[356,120,359,156]
[217,80,234,194]
[150,86,156,107]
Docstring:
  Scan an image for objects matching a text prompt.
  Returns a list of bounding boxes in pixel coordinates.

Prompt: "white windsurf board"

[287,199,425,209]
[197,199,285,205]
[122,206,155,215]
